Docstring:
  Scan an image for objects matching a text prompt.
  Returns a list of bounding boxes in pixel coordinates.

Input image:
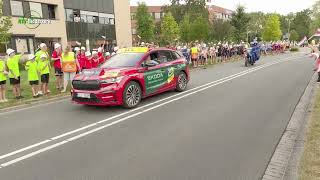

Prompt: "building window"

[93,16,99,23]
[80,14,87,22]
[10,0,23,16]
[132,28,136,35]
[155,12,161,19]
[109,18,114,25]
[29,2,43,18]
[48,5,56,19]
[131,13,135,20]
[73,9,81,22]
[65,9,73,21]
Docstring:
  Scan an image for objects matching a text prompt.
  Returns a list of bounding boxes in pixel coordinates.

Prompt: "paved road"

[0,52,315,180]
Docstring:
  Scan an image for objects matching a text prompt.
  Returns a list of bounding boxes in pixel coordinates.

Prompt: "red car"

[72,47,190,108]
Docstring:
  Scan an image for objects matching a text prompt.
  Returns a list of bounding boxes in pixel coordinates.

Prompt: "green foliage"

[0,0,12,45]
[290,47,299,52]
[210,19,233,41]
[165,0,208,23]
[135,2,155,42]
[310,0,320,35]
[290,30,299,41]
[160,12,180,45]
[231,5,250,42]
[262,14,282,41]
[190,16,209,42]
[247,12,266,40]
[292,9,311,39]
[179,14,192,43]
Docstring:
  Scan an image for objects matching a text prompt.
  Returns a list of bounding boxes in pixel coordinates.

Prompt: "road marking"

[0,57,298,168]
[0,60,278,162]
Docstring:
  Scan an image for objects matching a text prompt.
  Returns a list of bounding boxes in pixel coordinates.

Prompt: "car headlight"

[101,76,124,84]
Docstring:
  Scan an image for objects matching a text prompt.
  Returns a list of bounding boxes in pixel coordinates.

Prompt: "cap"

[81,46,86,51]
[40,54,47,59]
[74,47,80,51]
[6,48,15,56]
[92,51,98,55]
[54,43,61,49]
[85,51,91,57]
[39,43,47,48]
[105,52,110,56]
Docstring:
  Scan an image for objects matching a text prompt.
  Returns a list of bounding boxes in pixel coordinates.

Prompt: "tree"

[190,16,209,42]
[262,14,282,41]
[165,0,208,23]
[210,19,233,41]
[292,9,311,39]
[135,2,155,42]
[290,30,299,41]
[247,12,266,40]
[161,12,180,45]
[310,0,320,36]
[179,14,192,43]
[231,5,250,42]
[0,0,12,48]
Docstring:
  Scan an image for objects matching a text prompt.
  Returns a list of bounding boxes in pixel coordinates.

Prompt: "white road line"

[0,57,296,168]
[0,59,294,163]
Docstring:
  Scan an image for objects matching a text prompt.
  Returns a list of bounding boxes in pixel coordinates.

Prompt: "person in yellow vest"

[6,48,24,99]
[25,54,40,98]
[35,43,49,63]
[0,57,8,102]
[191,44,199,68]
[61,46,79,93]
[38,54,51,95]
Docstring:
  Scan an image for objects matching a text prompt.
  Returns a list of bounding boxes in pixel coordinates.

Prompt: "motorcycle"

[245,45,261,67]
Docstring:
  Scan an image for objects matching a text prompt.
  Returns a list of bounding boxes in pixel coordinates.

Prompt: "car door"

[142,51,170,96]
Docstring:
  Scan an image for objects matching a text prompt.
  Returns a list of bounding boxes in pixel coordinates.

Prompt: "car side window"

[171,51,181,60]
[141,52,160,67]
[158,51,173,63]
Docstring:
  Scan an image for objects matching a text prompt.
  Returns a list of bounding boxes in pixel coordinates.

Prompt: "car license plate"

[77,93,91,99]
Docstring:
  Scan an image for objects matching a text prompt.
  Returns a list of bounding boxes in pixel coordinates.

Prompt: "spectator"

[84,51,92,69]
[91,51,99,68]
[38,54,50,95]
[52,43,63,90]
[25,54,40,98]
[0,57,8,102]
[6,48,24,99]
[61,46,77,93]
[191,44,199,68]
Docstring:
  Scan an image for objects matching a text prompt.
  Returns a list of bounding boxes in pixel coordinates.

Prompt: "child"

[6,48,24,99]
[38,54,50,95]
[91,51,99,68]
[52,43,63,90]
[84,51,92,69]
[25,54,39,98]
[0,58,8,102]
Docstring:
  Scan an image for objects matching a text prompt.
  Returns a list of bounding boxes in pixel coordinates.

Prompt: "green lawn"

[299,87,320,180]
[0,70,70,109]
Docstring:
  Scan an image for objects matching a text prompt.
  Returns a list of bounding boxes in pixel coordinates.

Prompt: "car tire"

[175,72,188,92]
[122,81,142,109]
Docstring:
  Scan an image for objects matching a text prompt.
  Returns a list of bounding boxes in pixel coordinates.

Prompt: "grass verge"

[299,86,320,180]
[0,70,70,109]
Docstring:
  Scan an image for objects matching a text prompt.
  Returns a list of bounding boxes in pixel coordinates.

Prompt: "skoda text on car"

[72,47,190,108]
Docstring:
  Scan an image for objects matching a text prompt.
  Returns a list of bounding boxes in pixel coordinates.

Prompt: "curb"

[261,73,318,180]
[0,94,69,113]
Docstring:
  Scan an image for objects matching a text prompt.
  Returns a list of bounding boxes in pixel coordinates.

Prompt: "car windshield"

[100,53,144,68]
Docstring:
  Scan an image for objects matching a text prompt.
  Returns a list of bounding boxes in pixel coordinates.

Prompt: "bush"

[290,47,299,52]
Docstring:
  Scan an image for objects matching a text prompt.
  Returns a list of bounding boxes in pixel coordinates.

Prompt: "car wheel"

[122,81,142,109]
[176,72,188,92]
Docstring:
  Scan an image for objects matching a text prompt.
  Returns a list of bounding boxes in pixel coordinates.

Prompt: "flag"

[297,36,307,46]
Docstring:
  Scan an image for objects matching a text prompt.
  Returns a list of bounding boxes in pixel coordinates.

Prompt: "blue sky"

[130,0,316,15]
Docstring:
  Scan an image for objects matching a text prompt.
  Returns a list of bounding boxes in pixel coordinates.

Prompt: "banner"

[297,36,307,46]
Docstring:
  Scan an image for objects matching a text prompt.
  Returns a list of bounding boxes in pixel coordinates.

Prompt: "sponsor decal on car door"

[144,67,168,95]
